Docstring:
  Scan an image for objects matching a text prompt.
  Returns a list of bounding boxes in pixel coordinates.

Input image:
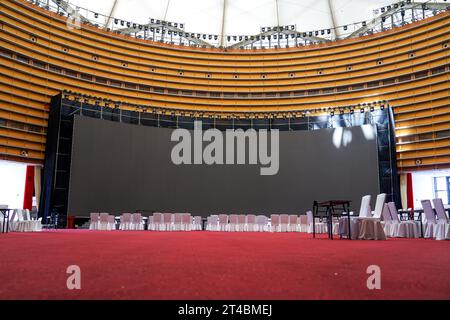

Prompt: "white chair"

[147,216,154,230]
[357,194,387,240]
[279,214,289,232]
[270,214,280,232]
[299,214,308,232]
[151,213,163,231]
[422,200,438,239]
[387,202,419,238]
[89,212,99,230]
[229,214,239,232]
[288,215,299,232]
[131,213,144,230]
[307,211,327,234]
[370,193,387,218]
[181,213,191,231]
[381,203,395,237]
[173,213,183,231]
[246,214,256,232]
[237,215,246,232]
[218,214,229,232]
[99,213,110,230]
[432,198,450,240]
[255,215,269,232]
[193,216,202,231]
[108,215,116,230]
[339,195,371,239]
[162,213,173,231]
[207,215,219,231]
[119,213,132,230]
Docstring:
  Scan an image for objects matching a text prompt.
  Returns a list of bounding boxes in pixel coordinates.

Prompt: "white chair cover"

[306,211,327,234]
[422,200,438,239]
[193,216,202,231]
[119,213,132,230]
[218,214,229,232]
[339,195,372,239]
[299,214,308,232]
[270,214,280,232]
[163,213,173,231]
[279,214,289,232]
[388,202,419,238]
[181,213,191,231]
[99,213,110,231]
[255,215,269,232]
[229,214,238,232]
[108,215,116,230]
[246,214,256,232]
[151,213,163,231]
[431,199,450,240]
[173,213,183,231]
[131,213,144,231]
[288,215,300,232]
[237,215,246,232]
[89,212,99,230]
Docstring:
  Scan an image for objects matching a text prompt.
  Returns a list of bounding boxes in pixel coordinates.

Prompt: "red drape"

[406,172,414,210]
[23,165,35,210]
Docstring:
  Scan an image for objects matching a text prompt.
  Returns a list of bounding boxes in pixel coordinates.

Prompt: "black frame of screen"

[39,93,400,227]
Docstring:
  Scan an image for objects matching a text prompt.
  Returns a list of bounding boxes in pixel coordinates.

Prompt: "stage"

[0,230,449,300]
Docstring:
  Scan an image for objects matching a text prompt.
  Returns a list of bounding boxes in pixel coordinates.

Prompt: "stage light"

[94,13,98,19]
[380,105,385,110]
[180,24,184,29]
[350,109,354,115]
[370,106,375,112]
[362,21,366,27]
[360,108,365,113]
[127,22,131,28]
[343,25,347,31]
[114,19,118,25]
[327,29,331,34]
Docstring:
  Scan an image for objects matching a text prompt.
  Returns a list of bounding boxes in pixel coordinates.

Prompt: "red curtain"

[23,165,35,210]
[406,172,414,210]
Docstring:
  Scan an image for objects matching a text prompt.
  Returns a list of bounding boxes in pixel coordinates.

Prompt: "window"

[434,176,450,205]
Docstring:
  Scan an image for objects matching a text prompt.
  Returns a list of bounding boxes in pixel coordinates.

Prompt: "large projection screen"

[68,116,380,217]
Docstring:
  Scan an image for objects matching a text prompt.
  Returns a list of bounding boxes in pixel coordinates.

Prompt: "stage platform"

[0,230,449,300]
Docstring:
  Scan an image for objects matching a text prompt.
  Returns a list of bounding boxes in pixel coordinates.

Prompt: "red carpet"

[0,230,449,300]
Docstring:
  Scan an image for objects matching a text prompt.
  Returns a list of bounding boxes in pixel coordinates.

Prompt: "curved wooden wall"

[0,0,449,170]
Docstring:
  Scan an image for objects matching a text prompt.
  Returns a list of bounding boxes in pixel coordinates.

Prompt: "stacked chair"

[10,209,42,232]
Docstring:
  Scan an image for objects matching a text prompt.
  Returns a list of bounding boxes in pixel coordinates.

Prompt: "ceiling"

[62,0,398,36]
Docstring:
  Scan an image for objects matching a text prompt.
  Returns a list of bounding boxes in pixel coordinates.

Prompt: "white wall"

[0,160,27,209]
[412,169,450,208]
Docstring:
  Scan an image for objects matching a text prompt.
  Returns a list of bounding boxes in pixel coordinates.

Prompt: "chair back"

[163,213,173,224]
[289,215,298,225]
[432,198,449,223]
[122,213,132,223]
[194,216,202,225]
[132,213,142,224]
[271,214,280,226]
[387,202,400,222]
[359,195,372,217]
[182,213,191,224]
[100,213,109,223]
[219,214,229,225]
[23,209,31,221]
[108,215,115,223]
[299,214,308,225]
[421,200,436,223]
[174,213,183,224]
[256,215,268,226]
[306,211,314,224]
[247,214,256,224]
[209,215,219,226]
[280,214,289,224]
[238,215,246,224]
[90,212,99,223]
[373,193,387,218]
[382,203,393,222]
[153,213,162,223]
[229,214,238,224]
